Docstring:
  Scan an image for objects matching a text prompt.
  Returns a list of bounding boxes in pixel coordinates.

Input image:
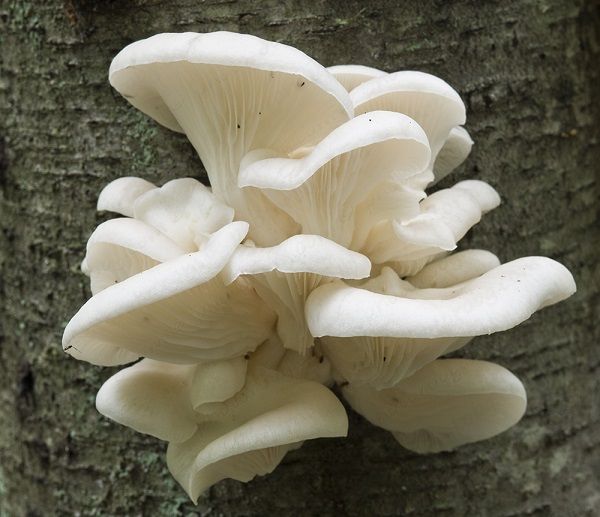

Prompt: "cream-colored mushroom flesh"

[307,257,576,339]
[239,111,430,248]
[109,32,353,245]
[224,234,370,353]
[63,222,276,365]
[343,359,527,452]
[167,368,347,501]
[351,71,466,178]
[327,64,388,92]
[96,359,197,443]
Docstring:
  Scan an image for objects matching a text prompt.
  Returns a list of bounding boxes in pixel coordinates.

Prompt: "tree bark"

[1,0,598,515]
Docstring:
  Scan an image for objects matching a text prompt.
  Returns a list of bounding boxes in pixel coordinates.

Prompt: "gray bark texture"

[0,0,598,515]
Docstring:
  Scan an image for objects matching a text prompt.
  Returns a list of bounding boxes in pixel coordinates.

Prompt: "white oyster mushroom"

[306,258,576,339]
[84,176,235,293]
[351,71,466,185]
[96,176,156,217]
[96,359,198,443]
[63,221,276,365]
[239,111,430,248]
[109,31,353,245]
[132,177,234,251]
[167,368,348,502]
[96,357,345,498]
[62,32,578,501]
[224,234,371,353]
[407,249,501,289]
[327,64,388,92]
[83,217,185,295]
[362,180,501,268]
[433,126,474,184]
[343,359,527,453]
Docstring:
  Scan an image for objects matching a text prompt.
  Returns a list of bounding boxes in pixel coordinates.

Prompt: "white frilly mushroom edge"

[63,31,576,502]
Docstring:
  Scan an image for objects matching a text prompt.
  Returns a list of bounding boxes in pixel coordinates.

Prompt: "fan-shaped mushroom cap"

[327,64,387,92]
[97,176,156,217]
[96,359,197,443]
[343,359,527,452]
[224,234,370,353]
[433,126,473,183]
[362,180,501,265]
[351,71,466,183]
[63,221,276,365]
[239,111,430,247]
[84,218,186,295]
[407,249,501,289]
[306,257,576,339]
[167,368,348,501]
[132,177,234,252]
[109,31,353,245]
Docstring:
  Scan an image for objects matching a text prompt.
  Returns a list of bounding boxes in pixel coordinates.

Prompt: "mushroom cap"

[84,217,185,295]
[95,359,197,443]
[110,31,352,133]
[432,126,474,183]
[327,64,387,92]
[407,249,501,289]
[224,234,371,285]
[97,176,156,217]
[238,111,430,247]
[63,221,276,365]
[132,177,234,252]
[343,359,527,452]
[167,367,348,501]
[306,256,576,339]
[361,180,501,265]
[351,71,466,178]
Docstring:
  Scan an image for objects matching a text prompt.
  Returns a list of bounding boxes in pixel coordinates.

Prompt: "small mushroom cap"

[306,256,576,339]
[63,221,276,365]
[97,176,156,217]
[96,359,197,443]
[224,234,371,284]
[362,180,500,265]
[132,177,234,252]
[432,126,473,183]
[351,71,466,177]
[327,64,387,92]
[239,111,430,247]
[84,218,185,295]
[239,111,429,191]
[407,249,501,289]
[343,359,527,453]
[167,368,348,501]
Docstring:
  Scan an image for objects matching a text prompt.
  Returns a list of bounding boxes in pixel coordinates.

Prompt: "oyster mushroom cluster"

[63,32,576,501]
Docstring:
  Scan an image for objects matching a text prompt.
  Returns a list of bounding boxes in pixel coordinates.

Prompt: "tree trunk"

[1,1,598,515]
